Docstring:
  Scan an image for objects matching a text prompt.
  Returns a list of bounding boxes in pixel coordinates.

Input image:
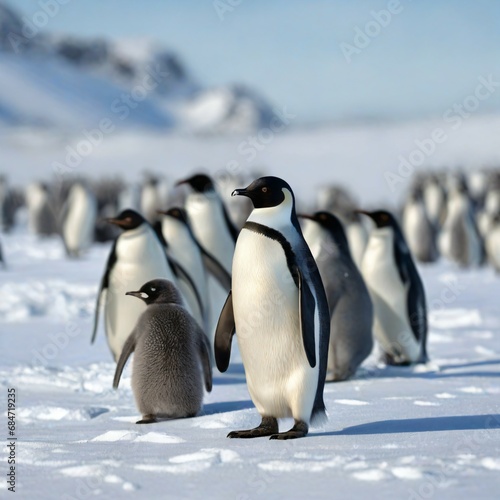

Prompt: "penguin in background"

[300,211,373,381]
[157,207,231,333]
[113,279,212,424]
[91,209,204,361]
[402,185,438,263]
[26,182,57,236]
[140,175,170,225]
[61,182,97,257]
[176,173,238,276]
[423,174,447,231]
[215,176,330,440]
[358,210,428,366]
[342,211,369,270]
[438,180,484,268]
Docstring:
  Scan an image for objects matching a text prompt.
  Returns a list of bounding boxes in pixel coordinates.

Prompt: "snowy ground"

[1,228,500,499]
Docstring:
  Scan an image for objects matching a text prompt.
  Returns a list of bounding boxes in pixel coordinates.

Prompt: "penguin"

[358,210,428,366]
[91,209,203,361]
[26,182,57,236]
[402,185,438,263]
[438,180,484,268]
[422,174,446,230]
[177,174,237,276]
[300,211,373,381]
[113,279,212,423]
[215,176,330,440]
[61,182,97,257]
[486,212,500,273]
[157,207,231,332]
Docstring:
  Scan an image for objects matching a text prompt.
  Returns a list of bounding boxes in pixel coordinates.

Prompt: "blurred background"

[0,0,499,204]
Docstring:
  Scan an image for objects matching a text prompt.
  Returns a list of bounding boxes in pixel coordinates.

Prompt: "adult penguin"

[301,211,373,381]
[359,209,428,365]
[176,173,237,276]
[215,176,330,439]
[91,209,203,361]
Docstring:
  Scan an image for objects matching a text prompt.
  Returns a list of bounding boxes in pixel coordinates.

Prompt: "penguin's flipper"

[200,247,232,291]
[196,325,213,392]
[91,240,117,344]
[113,331,136,389]
[297,268,317,368]
[214,291,235,373]
[167,256,205,319]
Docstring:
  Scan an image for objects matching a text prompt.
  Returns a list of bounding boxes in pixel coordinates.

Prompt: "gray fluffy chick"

[113,279,212,424]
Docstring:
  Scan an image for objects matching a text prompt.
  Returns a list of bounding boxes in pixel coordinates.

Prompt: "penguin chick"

[113,279,212,424]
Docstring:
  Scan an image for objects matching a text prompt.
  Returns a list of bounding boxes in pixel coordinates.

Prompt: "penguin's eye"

[262,187,268,193]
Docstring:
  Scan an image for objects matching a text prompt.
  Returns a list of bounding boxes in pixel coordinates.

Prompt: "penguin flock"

[1,166,499,439]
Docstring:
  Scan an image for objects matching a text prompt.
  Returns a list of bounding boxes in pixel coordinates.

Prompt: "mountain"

[0,2,274,133]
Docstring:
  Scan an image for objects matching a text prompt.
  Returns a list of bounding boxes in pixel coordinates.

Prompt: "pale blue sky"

[5,0,500,123]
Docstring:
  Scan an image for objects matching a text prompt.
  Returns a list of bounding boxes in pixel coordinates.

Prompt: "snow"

[1,221,500,499]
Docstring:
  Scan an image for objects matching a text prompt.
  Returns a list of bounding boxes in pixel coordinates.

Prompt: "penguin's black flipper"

[113,330,136,388]
[214,291,236,373]
[0,240,5,268]
[196,325,213,392]
[199,246,232,291]
[167,256,205,320]
[91,240,117,344]
[297,268,317,368]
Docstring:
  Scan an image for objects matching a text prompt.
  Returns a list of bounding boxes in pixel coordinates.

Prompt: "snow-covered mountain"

[0,2,274,133]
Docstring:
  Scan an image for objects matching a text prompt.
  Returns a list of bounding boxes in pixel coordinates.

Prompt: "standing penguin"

[113,279,212,423]
[157,207,231,334]
[26,182,57,236]
[438,181,484,268]
[301,212,373,381]
[91,209,202,361]
[422,174,446,230]
[402,185,438,263]
[215,176,330,439]
[359,210,428,365]
[61,182,97,257]
[177,174,237,276]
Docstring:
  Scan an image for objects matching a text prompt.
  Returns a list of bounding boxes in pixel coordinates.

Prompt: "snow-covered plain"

[1,114,500,498]
[1,221,500,498]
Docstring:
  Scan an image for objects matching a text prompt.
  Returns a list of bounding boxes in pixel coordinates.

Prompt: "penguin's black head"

[106,209,146,231]
[126,279,183,306]
[176,174,214,193]
[157,206,189,225]
[299,211,350,249]
[357,209,397,229]
[231,176,294,209]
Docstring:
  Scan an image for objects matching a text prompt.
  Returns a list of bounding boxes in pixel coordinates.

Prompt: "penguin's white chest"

[232,229,317,421]
[105,228,171,359]
[64,191,96,251]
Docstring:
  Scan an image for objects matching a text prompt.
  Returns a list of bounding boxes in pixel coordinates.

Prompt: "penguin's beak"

[175,178,189,187]
[105,217,124,227]
[126,291,148,300]
[156,210,167,216]
[297,213,315,221]
[231,188,249,197]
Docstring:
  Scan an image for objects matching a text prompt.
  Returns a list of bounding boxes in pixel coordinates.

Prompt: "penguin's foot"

[270,420,308,440]
[136,415,157,424]
[227,417,278,438]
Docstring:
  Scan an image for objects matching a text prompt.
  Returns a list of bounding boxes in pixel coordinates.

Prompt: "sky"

[5,0,500,124]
